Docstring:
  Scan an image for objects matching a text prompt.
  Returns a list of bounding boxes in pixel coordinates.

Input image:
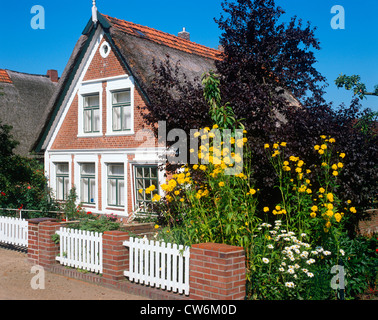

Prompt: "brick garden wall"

[26,219,246,300]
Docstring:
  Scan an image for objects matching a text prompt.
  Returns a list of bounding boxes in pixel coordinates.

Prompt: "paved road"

[0,247,148,300]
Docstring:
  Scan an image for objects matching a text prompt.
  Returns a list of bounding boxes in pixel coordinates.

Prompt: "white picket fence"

[123,237,190,295]
[56,227,103,274]
[0,216,28,247]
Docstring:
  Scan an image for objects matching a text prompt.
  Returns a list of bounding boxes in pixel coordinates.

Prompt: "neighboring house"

[0,69,58,157]
[33,7,221,217]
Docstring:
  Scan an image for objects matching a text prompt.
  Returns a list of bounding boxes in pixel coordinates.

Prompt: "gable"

[47,29,155,151]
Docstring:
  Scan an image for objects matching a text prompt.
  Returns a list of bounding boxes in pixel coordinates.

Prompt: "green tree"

[0,121,58,217]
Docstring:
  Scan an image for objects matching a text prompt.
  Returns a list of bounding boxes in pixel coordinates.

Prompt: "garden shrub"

[149,72,377,300]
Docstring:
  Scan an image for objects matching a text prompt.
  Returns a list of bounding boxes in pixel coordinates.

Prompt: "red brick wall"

[84,37,127,81]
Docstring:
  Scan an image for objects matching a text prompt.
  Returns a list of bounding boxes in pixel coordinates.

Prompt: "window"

[56,163,69,201]
[135,166,159,213]
[83,94,100,133]
[107,164,125,207]
[112,90,131,132]
[80,163,96,204]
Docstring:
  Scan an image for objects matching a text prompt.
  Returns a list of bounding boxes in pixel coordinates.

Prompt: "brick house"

[34,6,221,218]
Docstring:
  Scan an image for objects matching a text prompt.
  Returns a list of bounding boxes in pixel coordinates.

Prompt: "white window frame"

[78,82,103,137]
[74,155,98,210]
[49,155,72,202]
[101,154,128,215]
[106,76,135,136]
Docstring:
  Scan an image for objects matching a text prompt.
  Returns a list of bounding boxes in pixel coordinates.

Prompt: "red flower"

[1,192,5,196]
[18,204,23,210]
[27,186,31,190]
[87,211,92,215]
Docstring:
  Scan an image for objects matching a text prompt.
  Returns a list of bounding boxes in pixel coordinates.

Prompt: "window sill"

[105,131,135,137]
[77,133,103,138]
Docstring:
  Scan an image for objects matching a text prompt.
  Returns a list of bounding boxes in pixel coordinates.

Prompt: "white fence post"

[123,237,190,295]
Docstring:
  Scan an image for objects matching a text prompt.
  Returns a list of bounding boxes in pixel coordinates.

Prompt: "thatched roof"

[0,69,57,156]
[107,17,220,97]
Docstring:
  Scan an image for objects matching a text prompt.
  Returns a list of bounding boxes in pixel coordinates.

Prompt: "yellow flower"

[318,149,324,155]
[193,164,199,170]
[264,143,270,149]
[180,198,185,202]
[339,153,346,159]
[327,203,334,210]
[273,143,279,149]
[212,124,219,129]
[310,212,317,218]
[350,207,357,214]
[219,182,225,187]
[332,171,338,176]
[321,144,327,150]
[311,205,318,212]
[199,165,207,171]
[297,160,304,167]
[337,162,344,168]
[335,213,342,222]
[194,132,200,138]
[280,142,287,147]
[325,221,332,229]
[320,135,326,139]
[327,193,334,202]
[249,188,256,195]
[174,190,180,196]
[329,138,335,143]
[190,148,195,153]
[319,187,325,194]
[152,194,161,202]
[263,207,269,213]
[154,225,159,229]
[314,145,320,151]
[332,164,338,170]
[138,189,144,194]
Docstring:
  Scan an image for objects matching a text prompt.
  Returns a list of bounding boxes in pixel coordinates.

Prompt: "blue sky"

[1,0,378,112]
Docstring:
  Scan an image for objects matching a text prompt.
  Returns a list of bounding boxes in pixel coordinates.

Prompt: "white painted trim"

[99,41,111,58]
[105,76,135,136]
[77,82,103,137]
[81,74,130,85]
[101,154,128,216]
[49,154,72,201]
[74,154,99,211]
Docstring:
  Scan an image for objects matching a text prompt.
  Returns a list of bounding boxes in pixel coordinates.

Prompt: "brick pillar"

[102,231,130,287]
[38,221,61,268]
[189,243,246,300]
[27,218,57,265]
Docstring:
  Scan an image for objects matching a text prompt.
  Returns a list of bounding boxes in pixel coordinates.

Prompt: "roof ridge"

[103,14,222,61]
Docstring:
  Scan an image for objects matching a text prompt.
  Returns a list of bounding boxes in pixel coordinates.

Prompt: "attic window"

[100,41,111,58]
